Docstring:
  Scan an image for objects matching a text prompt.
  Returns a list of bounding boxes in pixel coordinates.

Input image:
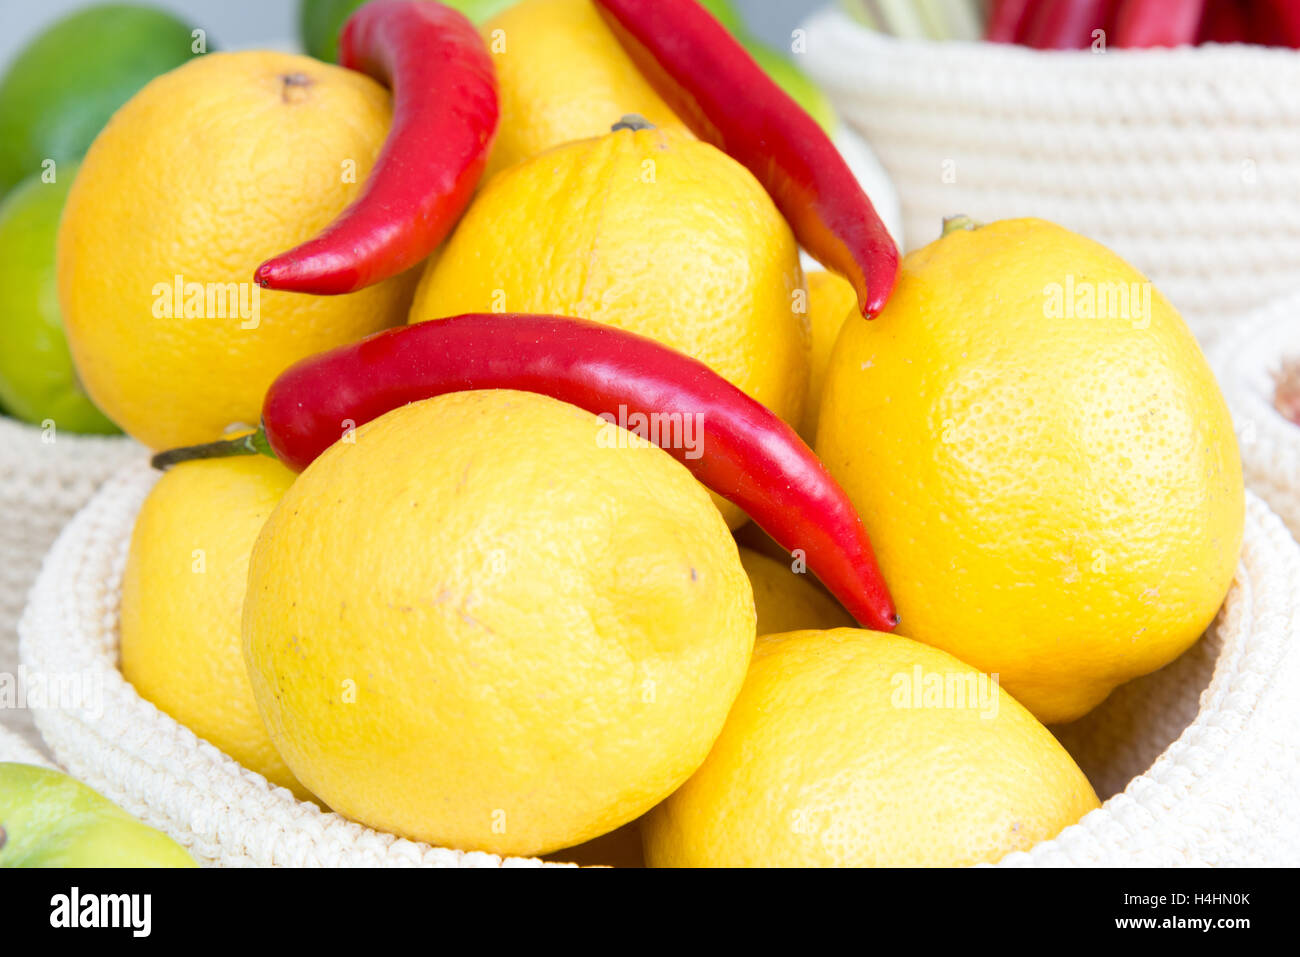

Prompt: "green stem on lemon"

[611,113,656,132]
[942,214,984,237]
[150,427,274,471]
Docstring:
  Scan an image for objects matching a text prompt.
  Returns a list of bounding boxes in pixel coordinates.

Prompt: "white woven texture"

[0,722,55,768]
[17,462,557,868]
[996,493,1300,866]
[18,461,1300,867]
[800,8,1300,348]
[1210,292,1300,543]
[0,416,142,754]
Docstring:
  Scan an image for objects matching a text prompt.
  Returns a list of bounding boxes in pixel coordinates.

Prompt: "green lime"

[299,0,515,62]
[0,5,204,196]
[0,762,195,868]
[0,164,119,434]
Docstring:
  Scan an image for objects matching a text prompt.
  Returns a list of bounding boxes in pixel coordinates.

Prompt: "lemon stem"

[612,113,656,132]
[150,427,275,471]
[941,215,983,237]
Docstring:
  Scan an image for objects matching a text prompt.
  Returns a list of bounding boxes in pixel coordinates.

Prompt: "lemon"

[644,629,1099,867]
[410,123,808,527]
[738,547,853,636]
[481,0,689,177]
[817,218,1244,723]
[797,269,857,445]
[57,51,414,451]
[242,390,755,856]
[120,456,305,797]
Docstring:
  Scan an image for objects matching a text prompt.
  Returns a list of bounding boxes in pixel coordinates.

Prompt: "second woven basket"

[800,7,1300,349]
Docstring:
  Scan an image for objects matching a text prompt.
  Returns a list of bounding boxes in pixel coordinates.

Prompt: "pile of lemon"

[57,0,1242,866]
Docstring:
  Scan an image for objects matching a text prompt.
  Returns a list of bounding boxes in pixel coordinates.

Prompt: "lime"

[0,164,118,433]
[0,4,203,196]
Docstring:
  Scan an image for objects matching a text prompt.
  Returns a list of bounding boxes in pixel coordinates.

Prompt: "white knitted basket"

[0,722,54,768]
[799,8,1300,348]
[1210,292,1300,543]
[18,463,1300,866]
[0,416,142,755]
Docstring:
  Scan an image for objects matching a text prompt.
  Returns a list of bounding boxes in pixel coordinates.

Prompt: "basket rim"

[1211,292,1300,482]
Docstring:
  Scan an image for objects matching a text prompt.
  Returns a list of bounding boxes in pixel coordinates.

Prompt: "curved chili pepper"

[592,0,898,318]
[986,0,1035,42]
[1199,0,1249,43]
[1113,0,1207,47]
[152,314,898,632]
[1252,0,1300,46]
[1022,0,1118,49]
[253,0,498,295]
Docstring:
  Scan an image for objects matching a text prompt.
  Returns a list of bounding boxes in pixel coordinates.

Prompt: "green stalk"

[150,427,273,471]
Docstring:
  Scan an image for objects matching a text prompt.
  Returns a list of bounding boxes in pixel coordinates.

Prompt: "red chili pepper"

[253,0,498,295]
[986,0,1035,42]
[1252,0,1300,46]
[592,0,899,319]
[1198,0,1249,43]
[152,314,899,632]
[1022,0,1117,49]
[1113,0,1207,47]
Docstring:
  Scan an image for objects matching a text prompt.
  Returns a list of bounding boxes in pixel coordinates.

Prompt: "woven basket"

[0,722,54,768]
[18,462,1300,866]
[0,416,142,754]
[1210,292,1300,543]
[799,8,1300,348]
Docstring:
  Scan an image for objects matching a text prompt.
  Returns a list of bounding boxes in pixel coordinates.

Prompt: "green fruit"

[299,0,516,62]
[0,4,203,196]
[299,0,366,62]
[0,763,195,868]
[0,165,119,434]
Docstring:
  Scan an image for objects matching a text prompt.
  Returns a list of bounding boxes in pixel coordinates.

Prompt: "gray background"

[0,0,827,68]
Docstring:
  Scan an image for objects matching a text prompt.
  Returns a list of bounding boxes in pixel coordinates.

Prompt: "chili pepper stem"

[150,427,275,471]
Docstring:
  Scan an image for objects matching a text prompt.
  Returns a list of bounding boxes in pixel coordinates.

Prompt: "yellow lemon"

[120,455,306,797]
[481,0,689,177]
[644,629,1099,867]
[58,51,414,451]
[738,546,853,636]
[410,123,808,527]
[798,269,858,445]
[817,218,1244,724]
[242,390,755,856]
